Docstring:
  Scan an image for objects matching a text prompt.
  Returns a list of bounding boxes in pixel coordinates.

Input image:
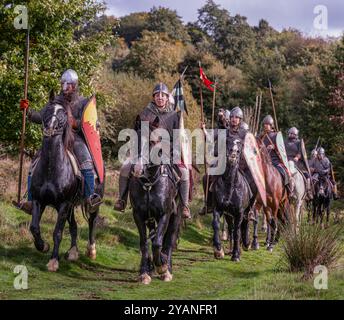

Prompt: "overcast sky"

[105,0,344,38]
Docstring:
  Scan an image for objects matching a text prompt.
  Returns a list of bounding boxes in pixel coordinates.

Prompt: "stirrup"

[86,194,102,213]
[13,200,33,215]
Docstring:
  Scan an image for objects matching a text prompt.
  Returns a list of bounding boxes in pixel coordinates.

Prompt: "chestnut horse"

[254,141,290,251]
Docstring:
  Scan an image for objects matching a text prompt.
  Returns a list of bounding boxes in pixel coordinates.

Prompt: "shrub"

[281,222,344,279]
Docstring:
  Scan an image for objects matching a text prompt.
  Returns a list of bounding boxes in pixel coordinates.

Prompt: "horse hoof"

[252,243,260,250]
[86,243,96,260]
[242,244,251,251]
[267,246,273,253]
[47,258,59,272]
[156,264,168,275]
[43,242,50,253]
[160,270,173,282]
[231,256,240,262]
[66,246,79,261]
[213,247,225,259]
[139,273,151,285]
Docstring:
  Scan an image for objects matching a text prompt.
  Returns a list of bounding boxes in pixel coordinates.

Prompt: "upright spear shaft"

[256,91,262,135]
[17,27,30,204]
[268,79,279,131]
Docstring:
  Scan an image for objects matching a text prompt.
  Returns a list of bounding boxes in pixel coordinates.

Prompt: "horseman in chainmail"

[284,127,313,199]
[199,106,252,215]
[312,147,338,200]
[17,69,101,213]
[114,83,191,219]
[258,115,293,196]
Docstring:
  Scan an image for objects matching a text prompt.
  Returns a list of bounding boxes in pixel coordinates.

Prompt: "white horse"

[289,161,306,229]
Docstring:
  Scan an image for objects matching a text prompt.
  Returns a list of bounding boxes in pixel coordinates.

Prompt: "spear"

[205,78,217,212]
[17,27,30,204]
[256,91,262,135]
[268,79,279,131]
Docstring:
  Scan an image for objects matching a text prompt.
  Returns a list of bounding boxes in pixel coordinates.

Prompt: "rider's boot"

[16,174,33,215]
[114,175,129,212]
[82,169,102,213]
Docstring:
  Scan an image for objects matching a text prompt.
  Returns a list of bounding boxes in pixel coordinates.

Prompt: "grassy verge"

[0,197,343,300]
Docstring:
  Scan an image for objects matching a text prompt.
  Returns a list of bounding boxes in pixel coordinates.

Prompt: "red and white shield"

[81,95,104,183]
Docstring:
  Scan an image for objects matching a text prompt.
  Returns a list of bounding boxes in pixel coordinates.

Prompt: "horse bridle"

[42,104,67,137]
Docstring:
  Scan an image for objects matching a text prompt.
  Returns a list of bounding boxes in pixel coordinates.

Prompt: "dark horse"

[313,173,332,228]
[129,160,181,284]
[212,137,253,262]
[30,98,104,272]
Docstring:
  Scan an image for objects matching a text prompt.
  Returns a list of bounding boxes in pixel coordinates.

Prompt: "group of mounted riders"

[16,69,339,279]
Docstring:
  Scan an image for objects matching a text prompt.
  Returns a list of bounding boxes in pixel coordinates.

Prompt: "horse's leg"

[30,201,49,253]
[241,216,250,251]
[326,199,331,228]
[86,209,98,260]
[221,216,228,241]
[65,208,79,261]
[161,209,181,282]
[47,202,71,272]
[263,207,271,246]
[212,209,224,259]
[231,211,243,262]
[251,209,259,250]
[133,210,151,284]
[224,215,234,255]
[152,213,170,274]
[267,211,278,252]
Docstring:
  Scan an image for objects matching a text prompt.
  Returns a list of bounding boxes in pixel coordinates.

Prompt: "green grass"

[0,197,343,300]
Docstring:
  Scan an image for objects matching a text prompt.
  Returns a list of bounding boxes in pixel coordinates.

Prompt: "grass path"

[0,198,343,300]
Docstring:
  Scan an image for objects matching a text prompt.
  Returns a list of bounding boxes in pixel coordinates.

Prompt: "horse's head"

[42,103,68,137]
[42,99,74,150]
[227,138,242,166]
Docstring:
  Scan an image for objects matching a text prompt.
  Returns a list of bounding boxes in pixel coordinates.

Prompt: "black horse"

[30,97,104,272]
[313,173,332,228]
[129,161,181,284]
[212,137,253,262]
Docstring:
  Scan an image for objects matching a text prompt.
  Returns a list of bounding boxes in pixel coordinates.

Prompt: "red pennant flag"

[200,67,214,91]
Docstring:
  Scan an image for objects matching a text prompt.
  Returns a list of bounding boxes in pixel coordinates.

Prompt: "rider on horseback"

[17,69,101,213]
[285,127,313,199]
[199,106,251,215]
[311,147,338,200]
[259,115,293,196]
[113,83,191,219]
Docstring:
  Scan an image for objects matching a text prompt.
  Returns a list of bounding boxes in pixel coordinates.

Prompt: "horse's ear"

[49,89,55,102]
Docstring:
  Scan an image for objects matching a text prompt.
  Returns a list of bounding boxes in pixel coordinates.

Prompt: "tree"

[0,0,114,151]
[123,31,185,79]
[197,0,256,66]
[146,6,190,43]
[117,12,149,47]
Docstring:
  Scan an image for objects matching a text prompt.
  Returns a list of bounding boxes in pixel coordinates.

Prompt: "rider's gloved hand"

[20,99,29,111]
[267,145,274,151]
[134,163,143,177]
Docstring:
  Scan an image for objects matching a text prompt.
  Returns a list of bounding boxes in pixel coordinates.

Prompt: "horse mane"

[45,92,75,152]
[62,103,75,152]
[257,138,272,165]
